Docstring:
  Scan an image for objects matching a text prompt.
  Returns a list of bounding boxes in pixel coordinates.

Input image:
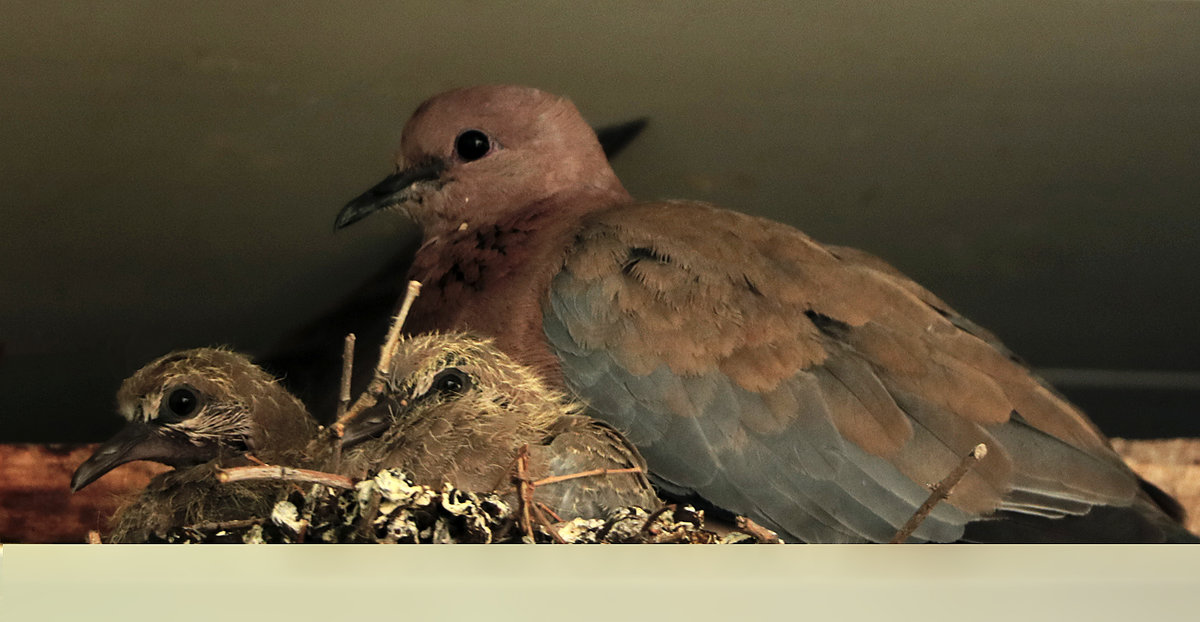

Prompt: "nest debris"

[133,468,759,545]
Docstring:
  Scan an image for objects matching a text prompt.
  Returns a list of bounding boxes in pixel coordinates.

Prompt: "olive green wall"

[3,1,1198,441]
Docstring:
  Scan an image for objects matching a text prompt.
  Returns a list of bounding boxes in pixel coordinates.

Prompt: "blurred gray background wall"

[2,1,1198,442]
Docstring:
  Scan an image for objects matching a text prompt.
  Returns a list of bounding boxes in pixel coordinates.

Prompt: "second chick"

[341,332,661,522]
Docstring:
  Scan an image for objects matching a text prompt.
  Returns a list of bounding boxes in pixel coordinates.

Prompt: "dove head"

[71,348,315,492]
[335,85,628,237]
[340,332,582,450]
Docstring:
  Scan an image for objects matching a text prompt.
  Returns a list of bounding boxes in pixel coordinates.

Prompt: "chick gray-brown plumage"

[72,348,326,542]
[341,332,660,522]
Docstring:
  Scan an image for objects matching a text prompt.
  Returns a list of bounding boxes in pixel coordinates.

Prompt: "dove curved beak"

[335,160,446,230]
[70,421,215,492]
[339,414,393,449]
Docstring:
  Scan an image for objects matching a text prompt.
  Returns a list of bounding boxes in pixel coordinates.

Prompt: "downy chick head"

[341,332,581,457]
[71,348,315,492]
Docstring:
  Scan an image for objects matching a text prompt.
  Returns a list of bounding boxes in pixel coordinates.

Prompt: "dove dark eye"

[454,129,490,161]
[431,368,470,396]
[166,387,199,417]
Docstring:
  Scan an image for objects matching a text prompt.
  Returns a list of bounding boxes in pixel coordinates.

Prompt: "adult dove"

[259,117,649,421]
[334,85,1195,543]
[340,332,660,522]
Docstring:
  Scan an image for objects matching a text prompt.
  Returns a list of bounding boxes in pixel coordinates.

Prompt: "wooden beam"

[0,443,167,543]
[1,439,1198,543]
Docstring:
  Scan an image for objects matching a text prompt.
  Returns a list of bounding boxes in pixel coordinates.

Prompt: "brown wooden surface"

[1111,438,1200,535]
[1,440,1198,543]
[0,443,168,543]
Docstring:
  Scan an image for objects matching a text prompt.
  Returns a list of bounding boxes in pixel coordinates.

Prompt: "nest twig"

[890,443,988,544]
[736,517,782,544]
[333,281,422,436]
[216,465,355,490]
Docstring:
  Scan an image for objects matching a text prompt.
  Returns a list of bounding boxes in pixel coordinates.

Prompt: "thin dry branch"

[531,467,642,488]
[243,452,269,467]
[736,516,782,543]
[216,465,356,490]
[334,281,422,435]
[639,504,676,538]
[330,333,357,469]
[336,333,356,420]
[183,517,265,534]
[496,450,649,543]
[890,443,988,544]
[515,445,536,542]
[531,503,568,544]
[293,482,332,544]
[535,502,563,523]
[509,445,567,543]
[377,280,422,379]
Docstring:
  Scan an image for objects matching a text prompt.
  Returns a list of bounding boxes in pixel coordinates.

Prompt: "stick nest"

[135,468,757,545]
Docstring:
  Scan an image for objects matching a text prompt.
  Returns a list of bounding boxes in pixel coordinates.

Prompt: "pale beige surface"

[5,545,1200,619]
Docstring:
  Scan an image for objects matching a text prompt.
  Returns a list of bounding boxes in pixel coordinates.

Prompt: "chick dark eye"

[454,129,490,161]
[166,388,198,417]
[431,369,470,396]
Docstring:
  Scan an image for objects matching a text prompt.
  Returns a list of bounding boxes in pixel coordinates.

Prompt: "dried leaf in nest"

[126,468,763,544]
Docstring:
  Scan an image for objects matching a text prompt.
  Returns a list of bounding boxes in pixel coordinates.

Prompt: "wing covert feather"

[543,201,1141,542]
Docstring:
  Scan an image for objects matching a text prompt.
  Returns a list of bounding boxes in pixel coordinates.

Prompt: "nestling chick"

[72,348,323,492]
[71,348,327,542]
[341,333,660,522]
